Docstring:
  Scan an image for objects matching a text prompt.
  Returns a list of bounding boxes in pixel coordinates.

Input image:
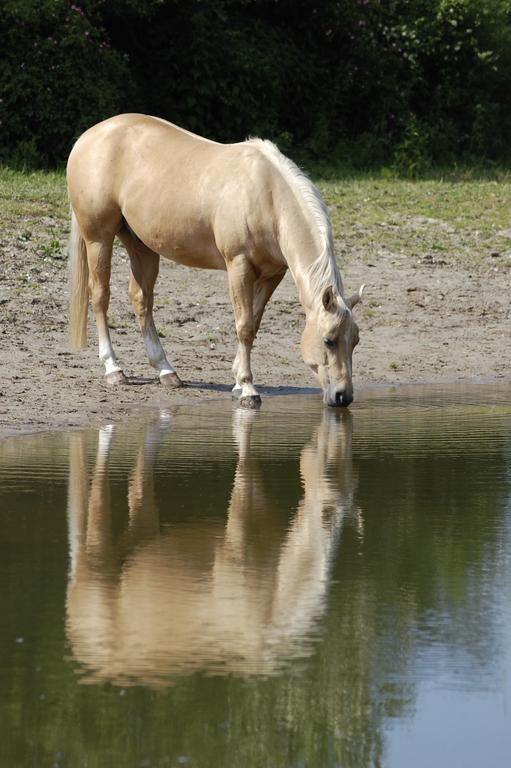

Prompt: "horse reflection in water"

[66,409,361,685]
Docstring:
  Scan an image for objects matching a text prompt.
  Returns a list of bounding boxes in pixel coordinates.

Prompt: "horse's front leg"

[227,255,260,408]
[231,271,286,398]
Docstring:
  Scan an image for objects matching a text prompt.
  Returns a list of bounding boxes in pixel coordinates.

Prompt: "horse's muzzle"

[325,390,353,408]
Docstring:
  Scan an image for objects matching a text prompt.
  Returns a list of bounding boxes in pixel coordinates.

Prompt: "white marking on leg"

[98,336,122,376]
[143,323,176,377]
[240,382,259,399]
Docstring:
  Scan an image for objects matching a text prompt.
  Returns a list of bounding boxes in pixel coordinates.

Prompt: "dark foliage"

[1,0,511,169]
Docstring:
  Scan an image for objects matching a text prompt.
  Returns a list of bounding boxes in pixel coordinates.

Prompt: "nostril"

[335,391,344,406]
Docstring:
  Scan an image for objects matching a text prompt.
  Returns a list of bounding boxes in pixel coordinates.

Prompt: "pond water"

[1,384,510,768]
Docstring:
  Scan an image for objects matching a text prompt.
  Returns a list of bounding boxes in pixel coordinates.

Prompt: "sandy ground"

[0,223,509,437]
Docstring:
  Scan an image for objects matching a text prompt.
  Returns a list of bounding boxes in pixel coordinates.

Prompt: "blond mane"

[247,138,343,301]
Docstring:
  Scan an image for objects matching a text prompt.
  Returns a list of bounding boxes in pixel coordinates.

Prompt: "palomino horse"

[66,407,359,683]
[67,114,364,407]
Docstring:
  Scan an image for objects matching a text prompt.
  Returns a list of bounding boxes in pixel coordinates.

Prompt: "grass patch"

[0,167,67,224]
[1,166,510,272]
[315,173,511,269]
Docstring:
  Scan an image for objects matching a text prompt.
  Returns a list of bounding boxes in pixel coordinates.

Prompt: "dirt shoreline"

[1,229,509,439]
[1,376,510,441]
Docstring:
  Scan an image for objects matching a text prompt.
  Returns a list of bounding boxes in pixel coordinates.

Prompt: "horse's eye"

[323,337,335,349]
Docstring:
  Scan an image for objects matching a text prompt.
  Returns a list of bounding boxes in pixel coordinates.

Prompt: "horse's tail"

[69,209,89,349]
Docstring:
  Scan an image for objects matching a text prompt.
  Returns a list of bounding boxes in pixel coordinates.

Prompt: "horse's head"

[301,285,364,407]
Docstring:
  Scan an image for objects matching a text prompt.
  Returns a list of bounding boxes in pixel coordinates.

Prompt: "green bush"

[1,0,511,168]
[0,0,132,166]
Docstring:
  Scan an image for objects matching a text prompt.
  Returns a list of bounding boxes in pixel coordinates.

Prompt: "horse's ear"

[322,285,338,313]
[345,284,365,310]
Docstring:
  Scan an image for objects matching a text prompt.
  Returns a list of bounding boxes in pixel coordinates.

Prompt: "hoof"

[239,394,262,410]
[160,372,184,388]
[105,370,128,386]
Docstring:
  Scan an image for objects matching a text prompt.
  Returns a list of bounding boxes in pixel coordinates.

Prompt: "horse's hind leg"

[119,229,182,388]
[86,238,126,385]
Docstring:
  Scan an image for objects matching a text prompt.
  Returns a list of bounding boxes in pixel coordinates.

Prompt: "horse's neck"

[276,192,341,312]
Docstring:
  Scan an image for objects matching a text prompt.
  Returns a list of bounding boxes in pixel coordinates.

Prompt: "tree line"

[1,0,511,171]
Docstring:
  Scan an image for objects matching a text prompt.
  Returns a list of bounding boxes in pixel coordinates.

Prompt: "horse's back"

[67,114,285,268]
[67,113,219,208]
